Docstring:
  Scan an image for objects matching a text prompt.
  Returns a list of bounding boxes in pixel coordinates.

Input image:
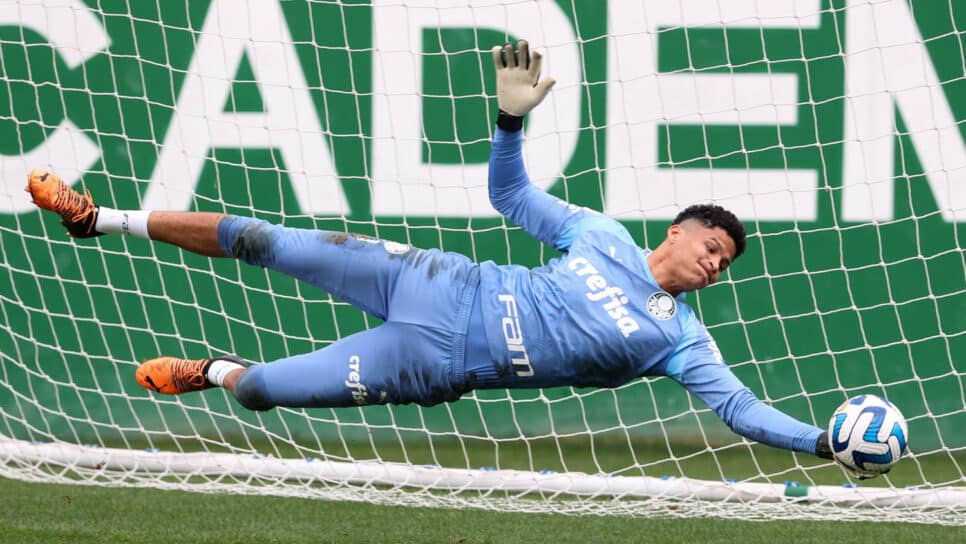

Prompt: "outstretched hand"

[814,431,833,459]
[491,40,556,117]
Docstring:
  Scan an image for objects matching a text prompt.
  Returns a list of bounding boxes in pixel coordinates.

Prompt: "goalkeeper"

[26,41,832,460]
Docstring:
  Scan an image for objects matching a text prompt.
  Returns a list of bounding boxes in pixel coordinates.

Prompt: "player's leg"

[135,322,462,409]
[26,169,473,321]
[26,169,227,255]
[216,215,477,322]
[145,211,225,257]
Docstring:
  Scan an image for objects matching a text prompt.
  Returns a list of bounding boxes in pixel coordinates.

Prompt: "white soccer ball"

[829,394,908,478]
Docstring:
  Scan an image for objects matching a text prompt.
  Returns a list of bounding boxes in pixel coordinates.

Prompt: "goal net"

[1,0,965,524]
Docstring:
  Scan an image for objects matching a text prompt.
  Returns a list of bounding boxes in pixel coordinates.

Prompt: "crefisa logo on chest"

[646,292,676,320]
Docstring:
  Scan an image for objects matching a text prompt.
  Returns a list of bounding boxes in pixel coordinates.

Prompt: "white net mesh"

[1,0,964,524]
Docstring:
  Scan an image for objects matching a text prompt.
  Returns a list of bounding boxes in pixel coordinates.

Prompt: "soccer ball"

[828,394,908,479]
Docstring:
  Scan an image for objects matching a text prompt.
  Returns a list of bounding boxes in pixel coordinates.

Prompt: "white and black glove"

[491,40,556,131]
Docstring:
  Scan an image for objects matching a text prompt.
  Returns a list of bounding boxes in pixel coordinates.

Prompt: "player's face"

[668,222,737,291]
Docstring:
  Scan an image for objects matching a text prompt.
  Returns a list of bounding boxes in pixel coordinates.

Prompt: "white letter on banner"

[0,0,107,214]
[842,0,966,222]
[144,0,347,214]
[606,0,821,222]
[371,0,581,217]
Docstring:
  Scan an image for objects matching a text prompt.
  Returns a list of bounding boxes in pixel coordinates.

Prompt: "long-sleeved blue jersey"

[464,127,823,454]
[217,125,823,456]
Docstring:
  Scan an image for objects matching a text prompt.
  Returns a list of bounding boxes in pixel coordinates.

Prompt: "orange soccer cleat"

[25,169,102,238]
[136,357,213,395]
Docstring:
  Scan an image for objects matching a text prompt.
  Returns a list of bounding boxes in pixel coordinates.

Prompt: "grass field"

[1,476,965,544]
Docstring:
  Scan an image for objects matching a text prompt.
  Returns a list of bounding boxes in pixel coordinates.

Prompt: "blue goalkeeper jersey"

[466,127,823,454]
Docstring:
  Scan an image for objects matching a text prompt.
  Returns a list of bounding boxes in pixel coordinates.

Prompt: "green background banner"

[1,0,963,454]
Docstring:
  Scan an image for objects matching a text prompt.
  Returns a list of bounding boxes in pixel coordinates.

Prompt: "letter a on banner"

[145,0,347,215]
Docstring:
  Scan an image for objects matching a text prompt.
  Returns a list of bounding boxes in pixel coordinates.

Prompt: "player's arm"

[665,321,833,458]
[488,41,582,251]
[488,41,638,251]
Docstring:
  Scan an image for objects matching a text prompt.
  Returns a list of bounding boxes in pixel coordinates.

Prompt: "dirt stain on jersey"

[398,248,451,280]
[231,221,275,266]
[325,232,350,245]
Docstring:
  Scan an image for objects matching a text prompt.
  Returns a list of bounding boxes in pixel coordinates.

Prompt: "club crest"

[646,291,676,320]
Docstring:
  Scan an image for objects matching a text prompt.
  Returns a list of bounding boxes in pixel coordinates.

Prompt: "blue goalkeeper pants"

[215,216,483,410]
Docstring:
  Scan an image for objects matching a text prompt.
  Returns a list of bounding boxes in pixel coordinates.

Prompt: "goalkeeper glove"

[492,40,556,130]
[817,430,877,479]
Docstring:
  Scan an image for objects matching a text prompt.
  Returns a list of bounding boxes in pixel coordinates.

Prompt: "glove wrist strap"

[497,110,524,132]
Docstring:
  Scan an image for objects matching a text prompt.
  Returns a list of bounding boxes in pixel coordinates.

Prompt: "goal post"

[1,0,965,524]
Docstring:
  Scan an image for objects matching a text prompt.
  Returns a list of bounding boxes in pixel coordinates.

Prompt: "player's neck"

[646,248,685,297]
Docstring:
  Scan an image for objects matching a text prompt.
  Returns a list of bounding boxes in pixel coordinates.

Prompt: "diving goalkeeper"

[26,41,833,460]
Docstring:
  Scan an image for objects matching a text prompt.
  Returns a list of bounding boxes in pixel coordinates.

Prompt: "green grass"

[1,476,964,544]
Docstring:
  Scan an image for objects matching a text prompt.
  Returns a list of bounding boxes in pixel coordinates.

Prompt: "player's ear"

[666,224,683,243]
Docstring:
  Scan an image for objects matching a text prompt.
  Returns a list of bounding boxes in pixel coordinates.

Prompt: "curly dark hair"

[672,204,747,259]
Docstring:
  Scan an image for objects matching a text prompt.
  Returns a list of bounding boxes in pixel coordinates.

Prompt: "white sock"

[206,358,244,387]
[95,207,152,238]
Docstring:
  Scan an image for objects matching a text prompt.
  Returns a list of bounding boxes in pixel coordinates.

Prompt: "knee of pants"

[233,366,275,411]
[221,217,280,268]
